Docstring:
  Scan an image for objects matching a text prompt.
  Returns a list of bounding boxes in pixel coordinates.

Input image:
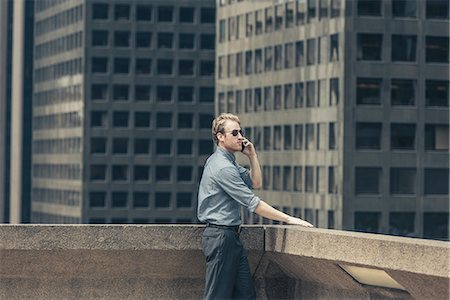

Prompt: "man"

[198,113,313,300]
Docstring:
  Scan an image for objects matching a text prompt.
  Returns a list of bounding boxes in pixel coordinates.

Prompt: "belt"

[207,223,240,233]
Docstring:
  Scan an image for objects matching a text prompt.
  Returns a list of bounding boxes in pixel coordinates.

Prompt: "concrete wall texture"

[0,225,448,299]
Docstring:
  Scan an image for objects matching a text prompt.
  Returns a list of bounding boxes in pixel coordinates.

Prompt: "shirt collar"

[217,146,236,163]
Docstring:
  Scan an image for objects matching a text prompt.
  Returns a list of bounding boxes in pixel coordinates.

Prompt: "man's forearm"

[254,200,290,223]
[249,154,262,188]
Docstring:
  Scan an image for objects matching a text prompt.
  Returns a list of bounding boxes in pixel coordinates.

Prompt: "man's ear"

[216,132,225,143]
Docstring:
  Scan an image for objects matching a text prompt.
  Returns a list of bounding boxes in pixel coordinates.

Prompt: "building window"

[263,126,271,151]
[426,80,449,107]
[135,85,150,102]
[285,43,294,69]
[274,5,283,30]
[319,0,329,19]
[91,137,107,154]
[355,212,380,233]
[357,0,382,16]
[294,124,303,150]
[272,166,281,191]
[179,33,195,49]
[134,165,150,181]
[296,0,306,25]
[356,123,382,150]
[265,7,273,33]
[330,34,339,62]
[157,60,173,75]
[391,79,415,106]
[133,192,149,208]
[156,166,171,181]
[93,3,109,20]
[390,168,416,195]
[111,192,128,208]
[136,32,152,48]
[329,123,337,149]
[177,140,193,155]
[307,0,317,22]
[135,58,152,75]
[91,84,107,101]
[305,166,314,192]
[425,124,449,151]
[90,192,106,208]
[245,12,254,37]
[92,57,108,73]
[90,165,106,180]
[156,112,172,128]
[135,112,151,128]
[424,169,449,195]
[264,87,272,111]
[178,86,194,103]
[295,83,304,108]
[177,192,192,208]
[177,166,193,182]
[200,61,214,76]
[355,167,381,194]
[199,140,213,155]
[112,111,129,128]
[199,87,214,103]
[219,20,226,43]
[426,0,449,20]
[294,166,303,191]
[112,165,128,181]
[273,126,282,151]
[178,60,194,76]
[424,213,449,240]
[200,34,215,50]
[426,36,449,64]
[136,5,152,21]
[356,78,382,105]
[134,139,150,155]
[329,78,339,105]
[112,85,129,101]
[113,58,129,74]
[286,3,295,27]
[391,124,415,150]
[263,166,271,190]
[158,32,173,49]
[155,192,171,208]
[331,0,340,17]
[179,7,194,23]
[178,113,193,129]
[92,30,108,46]
[200,7,215,23]
[284,84,293,109]
[307,39,315,65]
[295,41,304,67]
[284,125,292,150]
[391,35,417,62]
[328,210,335,229]
[156,139,171,155]
[158,6,174,22]
[283,166,292,191]
[389,212,415,237]
[357,33,382,61]
[113,138,128,154]
[328,166,336,194]
[114,4,130,21]
[114,31,130,47]
[306,81,315,107]
[392,0,417,18]
[265,47,273,71]
[255,10,263,35]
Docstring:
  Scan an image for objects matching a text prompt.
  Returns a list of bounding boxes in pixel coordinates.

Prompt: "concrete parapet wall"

[0,225,448,299]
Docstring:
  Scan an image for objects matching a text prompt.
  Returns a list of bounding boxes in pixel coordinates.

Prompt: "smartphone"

[241,142,246,152]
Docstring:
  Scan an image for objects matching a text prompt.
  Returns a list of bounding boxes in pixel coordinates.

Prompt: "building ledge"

[0,225,448,299]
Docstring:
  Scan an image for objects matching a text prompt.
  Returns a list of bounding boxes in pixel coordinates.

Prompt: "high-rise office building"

[31,0,216,224]
[0,0,34,223]
[216,0,449,240]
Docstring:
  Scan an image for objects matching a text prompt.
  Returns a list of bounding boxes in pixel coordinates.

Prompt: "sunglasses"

[221,129,244,137]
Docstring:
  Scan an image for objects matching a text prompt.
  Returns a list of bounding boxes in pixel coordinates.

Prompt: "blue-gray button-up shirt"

[197,147,261,226]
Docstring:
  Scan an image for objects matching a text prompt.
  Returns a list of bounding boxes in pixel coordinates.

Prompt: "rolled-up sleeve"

[237,165,253,188]
[216,166,260,212]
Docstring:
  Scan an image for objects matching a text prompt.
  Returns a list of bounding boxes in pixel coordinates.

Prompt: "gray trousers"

[201,226,256,300]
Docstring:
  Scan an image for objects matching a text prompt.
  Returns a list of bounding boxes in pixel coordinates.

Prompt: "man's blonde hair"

[212,113,241,145]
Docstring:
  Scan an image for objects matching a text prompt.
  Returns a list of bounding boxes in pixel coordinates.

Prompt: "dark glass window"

[426,0,449,20]
[391,35,417,62]
[177,140,193,155]
[179,33,195,49]
[389,212,415,237]
[357,0,382,16]
[177,193,192,208]
[177,166,193,182]
[158,6,174,22]
[392,0,417,18]
[391,124,416,150]
[199,114,214,129]
[200,34,215,50]
[91,84,107,101]
[200,7,215,23]
[180,7,195,23]
[90,165,106,180]
[157,86,172,102]
[91,111,107,127]
[157,60,173,75]
[426,80,449,107]
[135,85,150,102]
[199,87,214,103]
[134,139,150,154]
[93,3,108,20]
[113,84,129,101]
[92,30,108,46]
[136,32,152,48]
[114,58,129,74]
[426,36,449,63]
[111,192,127,208]
[113,138,128,154]
[354,212,380,233]
[199,140,213,155]
[134,166,150,181]
[424,169,449,195]
[156,112,172,128]
[133,192,149,208]
[135,112,151,128]
[355,167,381,194]
[91,137,107,154]
[178,113,193,129]
[391,79,415,106]
[92,57,108,73]
[135,58,152,75]
[156,139,171,155]
[155,192,171,208]
[179,60,195,76]
[114,31,130,47]
[112,111,129,128]
[114,4,130,21]
[156,166,171,181]
[200,61,214,76]
[423,213,448,240]
[425,124,449,151]
[158,32,173,49]
[178,86,194,102]
[356,123,382,150]
[390,168,416,195]
[89,192,106,207]
[356,78,382,105]
[357,33,382,61]
[112,165,128,181]
[136,5,152,21]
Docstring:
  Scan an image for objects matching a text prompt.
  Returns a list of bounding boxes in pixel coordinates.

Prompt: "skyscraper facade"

[216,0,449,240]
[31,0,216,224]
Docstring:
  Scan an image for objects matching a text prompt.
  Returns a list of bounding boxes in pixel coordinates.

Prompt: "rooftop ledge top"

[0,224,448,278]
